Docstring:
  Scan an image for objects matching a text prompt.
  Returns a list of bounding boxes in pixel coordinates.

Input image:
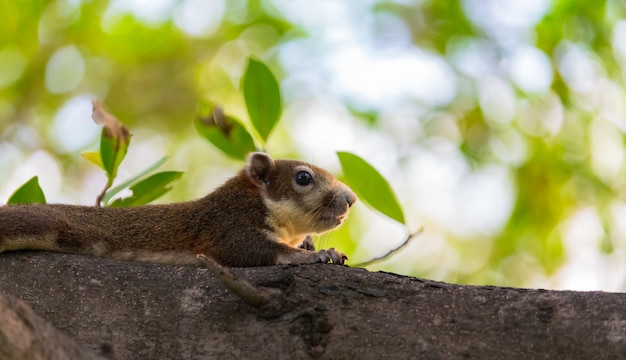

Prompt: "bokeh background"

[2,0,626,291]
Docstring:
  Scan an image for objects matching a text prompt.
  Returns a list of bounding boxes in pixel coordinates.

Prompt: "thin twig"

[351,227,424,268]
[196,254,272,308]
[95,181,111,207]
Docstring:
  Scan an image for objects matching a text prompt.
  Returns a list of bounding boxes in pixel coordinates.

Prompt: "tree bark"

[0,252,624,359]
[0,293,111,359]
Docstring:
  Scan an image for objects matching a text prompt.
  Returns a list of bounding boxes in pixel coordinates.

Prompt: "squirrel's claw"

[328,248,348,265]
[316,248,347,265]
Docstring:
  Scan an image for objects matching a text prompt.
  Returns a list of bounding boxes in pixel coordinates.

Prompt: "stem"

[351,227,424,268]
[95,177,113,207]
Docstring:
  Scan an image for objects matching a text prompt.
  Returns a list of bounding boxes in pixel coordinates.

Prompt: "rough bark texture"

[1,251,625,359]
[0,293,111,360]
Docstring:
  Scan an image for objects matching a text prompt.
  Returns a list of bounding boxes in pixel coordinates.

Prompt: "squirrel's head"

[245,152,356,243]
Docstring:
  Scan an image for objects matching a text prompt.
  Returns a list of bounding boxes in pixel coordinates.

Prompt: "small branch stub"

[196,254,290,317]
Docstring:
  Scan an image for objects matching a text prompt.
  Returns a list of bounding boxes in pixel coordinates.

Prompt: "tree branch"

[0,293,113,360]
[351,227,424,267]
[2,251,623,360]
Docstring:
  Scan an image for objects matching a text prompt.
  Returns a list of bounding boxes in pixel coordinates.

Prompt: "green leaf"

[242,58,282,142]
[7,176,46,204]
[100,128,130,179]
[81,151,105,170]
[337,152,405,224]
[108,171,183,207]
[91,100,131,181]
[102,156,169,204]
[194,101,257,160]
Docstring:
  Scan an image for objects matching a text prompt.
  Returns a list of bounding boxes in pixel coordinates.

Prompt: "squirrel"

[0,152,357,267]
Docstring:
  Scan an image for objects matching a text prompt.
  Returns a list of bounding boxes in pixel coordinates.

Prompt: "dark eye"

[295,171,313,186]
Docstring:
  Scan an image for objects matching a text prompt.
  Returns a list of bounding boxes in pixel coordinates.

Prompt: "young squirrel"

[0,153,356,267]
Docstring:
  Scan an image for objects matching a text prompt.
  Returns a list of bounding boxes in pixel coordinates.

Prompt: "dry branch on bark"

[1,251,625,359]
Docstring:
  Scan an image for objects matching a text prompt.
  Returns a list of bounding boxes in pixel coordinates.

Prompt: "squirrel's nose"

[345,191,357,208]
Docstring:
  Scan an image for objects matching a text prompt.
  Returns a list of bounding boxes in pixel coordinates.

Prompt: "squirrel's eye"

[295,171,313,186]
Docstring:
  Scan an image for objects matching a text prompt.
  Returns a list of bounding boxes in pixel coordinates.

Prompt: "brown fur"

[0,153,356,267]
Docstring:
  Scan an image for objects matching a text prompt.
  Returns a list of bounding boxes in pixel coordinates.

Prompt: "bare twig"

[196,255,291,318]
[95,180,111,207]
[196,254,273,308]
[351,227,424,268]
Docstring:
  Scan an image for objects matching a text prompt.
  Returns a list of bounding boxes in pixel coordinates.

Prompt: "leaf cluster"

[7,58,406,233]
[193,58,407,226]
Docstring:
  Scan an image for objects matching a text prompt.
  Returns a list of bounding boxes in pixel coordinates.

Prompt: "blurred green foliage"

[2,0,626,289]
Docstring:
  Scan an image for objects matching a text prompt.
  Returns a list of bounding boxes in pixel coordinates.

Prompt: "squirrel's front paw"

[299,235,316,251]
[316,248,348,265]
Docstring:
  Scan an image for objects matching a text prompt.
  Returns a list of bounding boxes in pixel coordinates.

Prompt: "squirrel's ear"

[246,152,275,185]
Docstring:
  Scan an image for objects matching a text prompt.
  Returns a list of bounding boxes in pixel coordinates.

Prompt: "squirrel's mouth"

[315,198,352,230]
[319,211,349,227]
